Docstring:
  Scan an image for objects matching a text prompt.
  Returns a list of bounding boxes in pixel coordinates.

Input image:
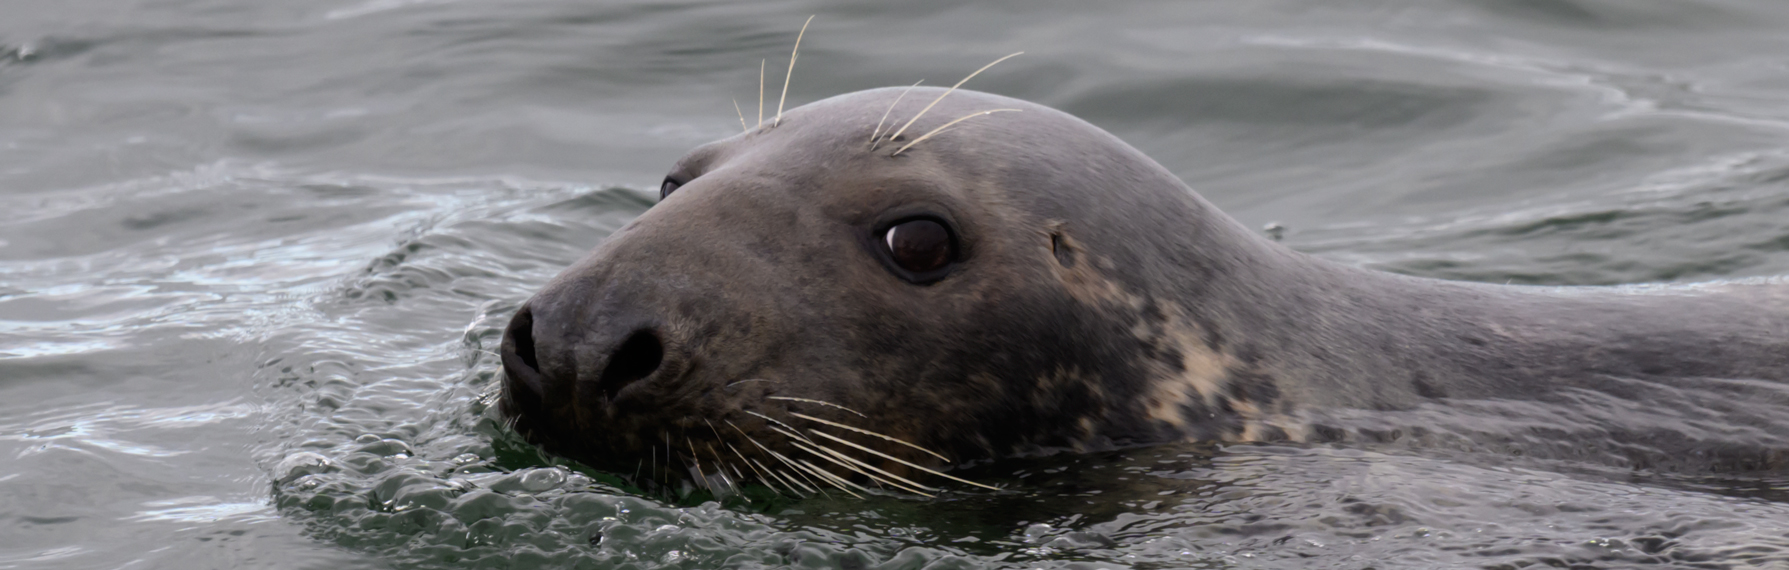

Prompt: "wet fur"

[501,87,1789,491]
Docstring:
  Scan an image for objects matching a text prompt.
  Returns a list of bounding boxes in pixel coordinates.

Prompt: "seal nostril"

[510,307,541,372]
[598,330,663,400]
[500,305,548,421]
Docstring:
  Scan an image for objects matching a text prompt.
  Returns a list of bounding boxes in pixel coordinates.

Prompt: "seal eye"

[659,177,681,200]
[882,218,956,279]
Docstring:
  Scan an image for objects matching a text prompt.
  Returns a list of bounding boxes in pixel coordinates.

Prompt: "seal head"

[499,87,1302,484]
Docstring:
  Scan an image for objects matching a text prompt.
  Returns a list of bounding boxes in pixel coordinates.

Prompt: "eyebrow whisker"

[891,109,1020,156]
[884,51,1022,144]
[774,15,815,128]
[870,80,924,148]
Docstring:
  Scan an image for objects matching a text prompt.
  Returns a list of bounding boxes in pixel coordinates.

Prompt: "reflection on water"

[4,0,1789,568]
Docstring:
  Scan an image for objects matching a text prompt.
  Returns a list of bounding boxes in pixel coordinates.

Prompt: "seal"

[498,86,1789,494]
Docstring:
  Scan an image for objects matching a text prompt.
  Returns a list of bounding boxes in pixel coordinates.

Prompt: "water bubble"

[276,451,334,483]
[517,467,566,492]
[355,438,413,457]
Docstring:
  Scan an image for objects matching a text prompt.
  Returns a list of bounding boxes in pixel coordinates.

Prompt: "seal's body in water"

[499,87,1789,490]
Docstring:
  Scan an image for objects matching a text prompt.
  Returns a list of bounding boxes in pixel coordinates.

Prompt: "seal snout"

[500,294,680,417]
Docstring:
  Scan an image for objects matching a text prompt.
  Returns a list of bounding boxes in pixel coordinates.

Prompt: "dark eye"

[882,218,956,279]
[659,178,681,200]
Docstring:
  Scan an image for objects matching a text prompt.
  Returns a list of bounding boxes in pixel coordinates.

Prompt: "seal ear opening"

[1050,231,1075,268]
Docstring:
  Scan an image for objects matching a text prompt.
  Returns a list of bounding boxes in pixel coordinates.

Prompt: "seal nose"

[501,297,673,415]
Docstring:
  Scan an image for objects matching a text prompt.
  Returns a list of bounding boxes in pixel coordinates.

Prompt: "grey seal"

[498,86,1789,493]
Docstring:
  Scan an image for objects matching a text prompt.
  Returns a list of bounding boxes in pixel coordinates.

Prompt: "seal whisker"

[728,419,828,497]
[733,99,748,133]
[778,450,843,496]
[761,423,825,452]
[744,410,819,445]
[718,464,746,502]
[766,396,867,418]
[808,428,999,491]
[783,437,898,491]
[725,441,785,496]
[768,423,933,496]
[773,15,814,128]
[662,434,673,490]
[687,437,712,493]
[726,378,775,388]
[792,437,938,496]
[787,411,951,462]
[670,444,691,492]
[793,457,867,497]
[758,459,809,495]
[870,80,924,147]
[891,109,1020,156]
[703,441,749,502]
[653,443,661,489]
[885,51,1022,144]
[724,419,778,455]
[764,463,813,496]
[757,59,765,127]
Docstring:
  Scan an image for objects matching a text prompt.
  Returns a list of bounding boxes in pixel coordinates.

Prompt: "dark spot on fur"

[1172,396,1238,441]
[1142,296,1169,327]
[1224,365,1281,404]
[1257,425,1289,442]
[1361,428,1404,443]
[1412,373,1446,398]
[1158,346,1185,372]
[1234,344,1264,366]
[1201,325,1224,351]
[1309,424,1346,442]
[1460,335,1487,347]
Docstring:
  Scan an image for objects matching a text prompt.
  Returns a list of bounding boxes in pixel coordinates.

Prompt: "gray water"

[6,1,1789,568]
